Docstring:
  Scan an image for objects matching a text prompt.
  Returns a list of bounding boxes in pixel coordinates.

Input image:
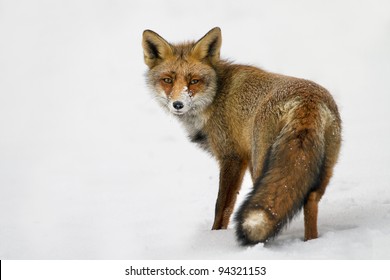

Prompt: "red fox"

[142,27,341,245]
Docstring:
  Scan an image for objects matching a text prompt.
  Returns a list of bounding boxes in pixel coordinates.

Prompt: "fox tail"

[235,117,327,245]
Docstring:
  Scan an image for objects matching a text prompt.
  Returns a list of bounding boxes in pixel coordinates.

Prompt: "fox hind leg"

[304,164,335,241]
[304,133,340,241]
[304,191,320,241]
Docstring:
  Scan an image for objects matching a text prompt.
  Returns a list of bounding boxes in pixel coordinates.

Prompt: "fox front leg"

[212,157,247,230]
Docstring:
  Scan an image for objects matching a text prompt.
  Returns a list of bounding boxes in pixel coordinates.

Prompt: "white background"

[0,0,389,259]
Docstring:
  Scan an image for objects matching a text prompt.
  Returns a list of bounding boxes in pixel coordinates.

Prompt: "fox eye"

[162,78,173,84]
[190,79,199,85]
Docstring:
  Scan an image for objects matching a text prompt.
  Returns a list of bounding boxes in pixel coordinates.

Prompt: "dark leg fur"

[212,156,247,230]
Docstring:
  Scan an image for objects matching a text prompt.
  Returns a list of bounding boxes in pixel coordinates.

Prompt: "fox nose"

[172,101,184,110]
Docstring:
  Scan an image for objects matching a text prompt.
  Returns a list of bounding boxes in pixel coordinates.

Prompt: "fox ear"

[192,27,222,64]
[142,30,173,68]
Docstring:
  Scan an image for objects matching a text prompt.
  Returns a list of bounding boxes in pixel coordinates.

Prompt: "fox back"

[142,27,341,245]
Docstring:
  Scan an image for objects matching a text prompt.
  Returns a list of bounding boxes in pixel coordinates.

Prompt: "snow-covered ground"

[0,0,389,259]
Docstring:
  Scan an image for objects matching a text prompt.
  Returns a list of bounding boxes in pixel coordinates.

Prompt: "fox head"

[142,27,222,115]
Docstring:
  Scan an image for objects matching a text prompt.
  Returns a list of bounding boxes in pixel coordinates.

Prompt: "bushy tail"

[235,124,326,245]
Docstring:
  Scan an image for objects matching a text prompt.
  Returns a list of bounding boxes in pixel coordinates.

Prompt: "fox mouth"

[171,109,186,115]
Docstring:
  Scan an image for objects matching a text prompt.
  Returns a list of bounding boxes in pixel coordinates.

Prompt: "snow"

[0,0,390,259]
